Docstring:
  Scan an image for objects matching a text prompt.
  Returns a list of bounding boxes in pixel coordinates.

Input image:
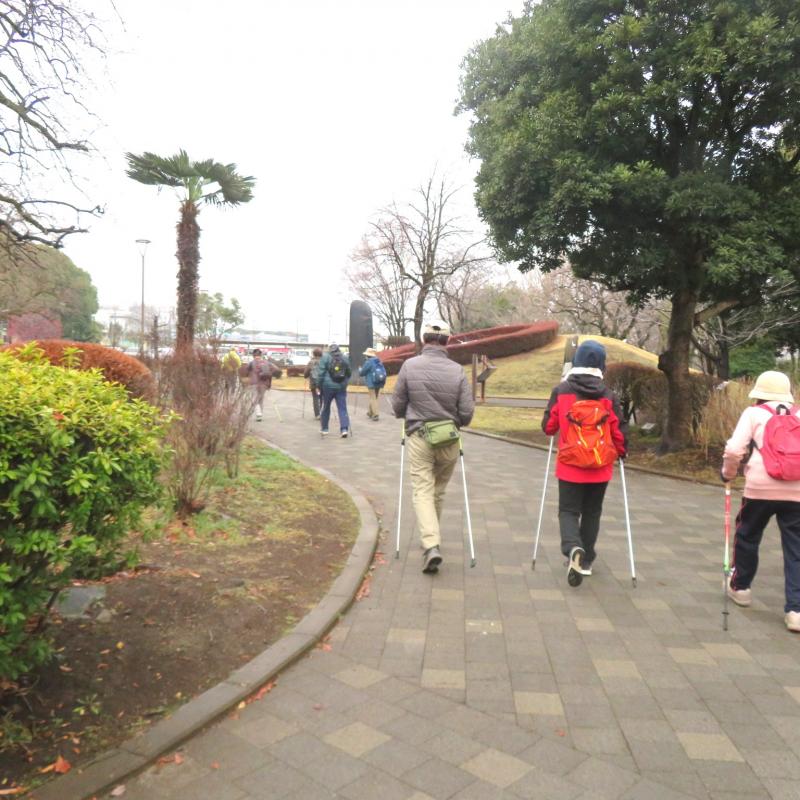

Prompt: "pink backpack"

[757,404,800,481]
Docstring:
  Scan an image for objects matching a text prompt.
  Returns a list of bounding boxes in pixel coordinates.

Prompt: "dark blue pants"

[321,387,350,433]
[558,479,608,564]
[731,498,800,613]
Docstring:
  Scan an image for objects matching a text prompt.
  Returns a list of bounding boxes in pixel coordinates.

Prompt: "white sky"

[61,0,519,342]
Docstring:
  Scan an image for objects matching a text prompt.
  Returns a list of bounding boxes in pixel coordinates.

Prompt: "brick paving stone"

[108,397,800,800]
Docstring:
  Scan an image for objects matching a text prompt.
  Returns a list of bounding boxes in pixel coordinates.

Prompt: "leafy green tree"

[460,0,800,450]
[0,242,99,340]
[125,151,254,352]
[196,292,245,348]
[730,337,779,379]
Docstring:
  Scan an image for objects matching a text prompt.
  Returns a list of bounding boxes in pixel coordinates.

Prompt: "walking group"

[302,343,387,437]
[389,326,800,636]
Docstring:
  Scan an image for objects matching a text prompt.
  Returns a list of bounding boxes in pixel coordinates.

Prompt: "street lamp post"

[135,239,151,358]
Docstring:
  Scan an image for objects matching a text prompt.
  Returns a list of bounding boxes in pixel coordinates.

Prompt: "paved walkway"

[111,390,800,800]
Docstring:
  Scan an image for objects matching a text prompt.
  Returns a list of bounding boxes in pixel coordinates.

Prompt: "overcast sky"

[61,0,520,342]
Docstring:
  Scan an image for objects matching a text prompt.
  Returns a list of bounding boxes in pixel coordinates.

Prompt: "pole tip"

[395,551,399,559]
[631,577,637,588]
[470,558,476,568]
[531,559,536,571]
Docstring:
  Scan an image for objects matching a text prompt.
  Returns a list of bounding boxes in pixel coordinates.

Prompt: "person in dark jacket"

[317,343,352,437]
[359,348,386,421]
[245,349,276,422]
[392,320,474,574]
[304,347,323,420]
[541,340,627,586]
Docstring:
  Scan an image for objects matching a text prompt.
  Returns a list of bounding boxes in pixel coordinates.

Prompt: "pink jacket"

[722,402,800,500]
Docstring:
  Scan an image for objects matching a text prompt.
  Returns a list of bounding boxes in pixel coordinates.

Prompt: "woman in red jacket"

[541,341,627,586]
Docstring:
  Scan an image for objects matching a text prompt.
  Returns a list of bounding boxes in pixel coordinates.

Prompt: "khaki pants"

[367,388,380,418]
[407,431,460,551]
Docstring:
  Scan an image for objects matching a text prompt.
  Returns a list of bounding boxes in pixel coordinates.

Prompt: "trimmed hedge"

[0,345,166,680]
[379,322,559,375]
[605,361,717,433]
[2,340,154,400]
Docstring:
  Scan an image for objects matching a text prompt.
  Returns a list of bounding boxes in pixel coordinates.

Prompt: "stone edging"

[30,437,379,800]
[463,428,732,490]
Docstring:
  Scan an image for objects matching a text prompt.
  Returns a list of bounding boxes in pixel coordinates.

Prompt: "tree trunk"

[658,287,697,452]
[412,287,427,351]
[175,200,200,354]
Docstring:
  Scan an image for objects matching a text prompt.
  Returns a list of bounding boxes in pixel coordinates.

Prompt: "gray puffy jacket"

[391,345,474,434]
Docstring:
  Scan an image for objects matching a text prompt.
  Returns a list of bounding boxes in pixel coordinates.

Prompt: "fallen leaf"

[58,665,73,673]
[210,762,220,770]
[313,704,324,711]
[247,681,275,704]
[174,753,184,765]
[317,642,332,652]
[54,755,71,774]
[0,788,27,796]
[188,571,201,579]
[110,785,126,796]
[115,641,125,650]
[237,701,246,710]
[99,648,111,655]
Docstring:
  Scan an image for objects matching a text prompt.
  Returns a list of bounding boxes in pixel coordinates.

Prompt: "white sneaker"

[567,547,585,587]
[786,611,800,633]
[726,576,752,607]
[341,429,349,438]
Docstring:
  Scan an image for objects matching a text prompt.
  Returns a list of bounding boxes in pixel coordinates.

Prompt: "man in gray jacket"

[392,320,475,573]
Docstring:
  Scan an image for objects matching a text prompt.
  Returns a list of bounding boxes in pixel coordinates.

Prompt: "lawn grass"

[273,334,658,399]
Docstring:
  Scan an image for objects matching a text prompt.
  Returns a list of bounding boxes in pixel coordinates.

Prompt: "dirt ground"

[0,439,360,793]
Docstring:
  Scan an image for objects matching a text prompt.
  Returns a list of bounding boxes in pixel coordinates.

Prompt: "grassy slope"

[275,334,658,398]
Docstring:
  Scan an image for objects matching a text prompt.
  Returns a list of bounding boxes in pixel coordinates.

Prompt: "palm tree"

[125,151,254,353]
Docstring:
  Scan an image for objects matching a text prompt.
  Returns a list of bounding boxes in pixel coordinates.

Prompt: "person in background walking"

[721,370,800,633]
[392,320,474,574]
[304,346,323,419]
[318,343,352,437]
[221,347,241,392]
[359,347,387,421]
[541,340,627,587]
[245,348,275,422]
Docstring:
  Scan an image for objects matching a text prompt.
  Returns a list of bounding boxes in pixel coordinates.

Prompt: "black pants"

[732,497,800,613]
[310,383,321,418]
[558,479,608,563]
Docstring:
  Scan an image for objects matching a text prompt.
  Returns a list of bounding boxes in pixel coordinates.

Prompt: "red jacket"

[542,371,627,483]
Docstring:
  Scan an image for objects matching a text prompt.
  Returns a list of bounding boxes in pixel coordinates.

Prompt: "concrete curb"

[30,438,379,800]
[463,428,734,490]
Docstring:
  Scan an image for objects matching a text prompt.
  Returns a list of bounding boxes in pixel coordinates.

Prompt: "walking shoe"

[567,547,585,587]
[726,576,752,607]
[256,415,262,422]
[786,611,800,633]
[341,429,349,438]
[422,546,442,574]
[321,429,329,437]
[580,559,593,576]
[371,415,380,421]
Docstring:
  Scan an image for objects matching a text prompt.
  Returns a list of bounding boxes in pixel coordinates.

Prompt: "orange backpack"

[558,399,618,469]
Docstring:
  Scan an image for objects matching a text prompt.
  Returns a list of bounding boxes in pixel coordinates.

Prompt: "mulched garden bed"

[0,438,360,795]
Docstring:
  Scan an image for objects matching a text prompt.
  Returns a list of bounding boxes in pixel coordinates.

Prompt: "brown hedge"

[379,322,559,375]
[2,340,155,400]
[605,361,716,432]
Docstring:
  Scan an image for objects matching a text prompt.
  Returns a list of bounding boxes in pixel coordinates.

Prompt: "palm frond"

[126,151,255,206]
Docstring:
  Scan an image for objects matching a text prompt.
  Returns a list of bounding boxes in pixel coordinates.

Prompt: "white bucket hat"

[748,371,794,403]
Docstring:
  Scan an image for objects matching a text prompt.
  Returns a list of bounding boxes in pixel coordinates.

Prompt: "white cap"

[423,319,451,336]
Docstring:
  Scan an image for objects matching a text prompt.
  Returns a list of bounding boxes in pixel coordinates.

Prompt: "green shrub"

[0,345,167,681]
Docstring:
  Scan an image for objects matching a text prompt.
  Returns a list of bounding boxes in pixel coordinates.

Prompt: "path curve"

[96,389,800,800]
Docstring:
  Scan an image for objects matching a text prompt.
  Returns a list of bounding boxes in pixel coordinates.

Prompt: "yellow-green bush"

[0,345,167,681]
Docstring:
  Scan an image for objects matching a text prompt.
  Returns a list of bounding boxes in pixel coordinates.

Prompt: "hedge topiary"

[2,339,155,400]
[379,322,559,374]
[0,345,167,681]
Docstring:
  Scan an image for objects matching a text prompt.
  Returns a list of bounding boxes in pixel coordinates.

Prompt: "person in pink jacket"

[721,371,800,633]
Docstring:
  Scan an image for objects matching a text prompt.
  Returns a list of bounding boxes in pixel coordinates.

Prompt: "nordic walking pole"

[271,394,283,423]
[395,423,406,559]
[532,437,554,570]
[459,435,476,568]
[723,482,731,631]
[302,382,306,419]
[619,458,636,587]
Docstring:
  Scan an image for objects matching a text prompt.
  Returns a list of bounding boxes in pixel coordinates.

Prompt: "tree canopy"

[460,0,800,449]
